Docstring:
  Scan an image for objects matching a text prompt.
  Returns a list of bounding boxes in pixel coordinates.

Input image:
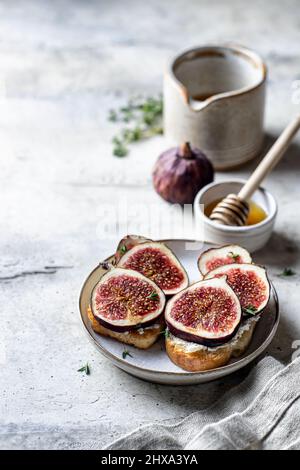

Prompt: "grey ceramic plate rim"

[79,239,280,379]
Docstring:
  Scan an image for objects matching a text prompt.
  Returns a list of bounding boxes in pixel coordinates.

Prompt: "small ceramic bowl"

[194,179,277,252]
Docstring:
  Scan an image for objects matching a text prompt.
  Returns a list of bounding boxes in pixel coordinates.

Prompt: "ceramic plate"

[79,240,279,385]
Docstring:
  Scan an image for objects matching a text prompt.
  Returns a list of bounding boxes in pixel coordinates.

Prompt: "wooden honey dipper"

[210,115,300,226]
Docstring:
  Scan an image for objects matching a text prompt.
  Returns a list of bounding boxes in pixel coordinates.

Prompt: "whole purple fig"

[152,142,214,205]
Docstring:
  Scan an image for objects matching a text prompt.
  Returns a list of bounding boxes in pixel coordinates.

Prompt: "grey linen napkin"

[105,356,300,450]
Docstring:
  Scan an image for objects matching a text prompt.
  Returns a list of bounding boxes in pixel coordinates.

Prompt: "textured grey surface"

[0,0,300,450]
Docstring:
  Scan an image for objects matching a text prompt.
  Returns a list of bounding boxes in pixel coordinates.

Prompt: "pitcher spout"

[188,94,219,112]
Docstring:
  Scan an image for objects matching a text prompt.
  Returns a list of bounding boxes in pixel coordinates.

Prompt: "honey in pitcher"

[204,199,267,226]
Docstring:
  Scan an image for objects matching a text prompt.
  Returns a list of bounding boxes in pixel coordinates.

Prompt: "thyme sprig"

[109,95,163,157]
[77,363,90,375]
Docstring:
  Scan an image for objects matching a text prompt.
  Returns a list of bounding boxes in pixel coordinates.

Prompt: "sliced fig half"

[198,245,252,277]
[117,241,189,295]
[165,277,242,347]
[204,263,270,315]
[91,268,165,332]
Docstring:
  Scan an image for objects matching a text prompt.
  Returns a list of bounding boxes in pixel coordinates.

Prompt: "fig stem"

[179,142,193,159]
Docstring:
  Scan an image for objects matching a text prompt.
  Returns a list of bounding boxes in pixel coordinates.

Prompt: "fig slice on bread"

[198,245,252,277]
[165,277,242,347]
[166,316,258,372]
[204,263,270,316]
[87,306,164,350]
[91,268,165,333]
[117,241,189,295]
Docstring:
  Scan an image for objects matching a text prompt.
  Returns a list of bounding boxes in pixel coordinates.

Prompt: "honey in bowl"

[205,199,267,226]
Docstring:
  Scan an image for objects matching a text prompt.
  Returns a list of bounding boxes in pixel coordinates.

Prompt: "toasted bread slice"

[166,317,258,372]
[87,307,164,350]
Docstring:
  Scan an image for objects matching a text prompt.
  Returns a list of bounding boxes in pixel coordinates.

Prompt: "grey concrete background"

[0,0,300,449]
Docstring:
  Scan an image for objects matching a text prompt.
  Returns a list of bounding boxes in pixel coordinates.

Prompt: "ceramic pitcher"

[164,45,267,170]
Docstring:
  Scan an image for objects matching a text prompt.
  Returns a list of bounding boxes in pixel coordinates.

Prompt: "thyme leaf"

[112,137,128,157]
[122,349,133,360]
[243,305,257,315]
[161,328,170,338]
[147,291,159,300]
[228,251,240,261]
[278,268,296,277]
